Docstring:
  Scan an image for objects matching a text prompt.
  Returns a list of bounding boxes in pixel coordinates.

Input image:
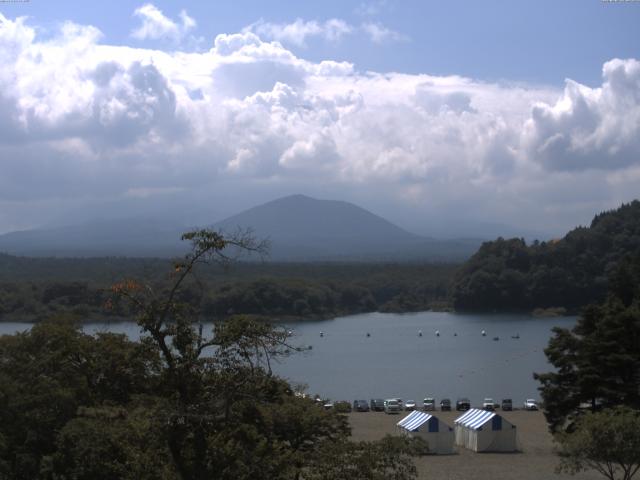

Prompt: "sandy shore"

[348,410,601,480]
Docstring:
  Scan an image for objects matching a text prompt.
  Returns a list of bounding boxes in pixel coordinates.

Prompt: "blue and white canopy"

[454,409,496,430]
[397,411,433,432]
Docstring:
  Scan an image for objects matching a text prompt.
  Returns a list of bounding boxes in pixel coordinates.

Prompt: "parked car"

[353,400,370,412]
[384,399,402,414]
[524,399,539,410]
[323,401,334,410]
[456,398,471,411]
[440,398,452,411]
[501,398,513,411]
[334,401,352,413]
[423,397,436,411]
[404,400,416,411]
[370,398,385,412]
[482,398,495,411]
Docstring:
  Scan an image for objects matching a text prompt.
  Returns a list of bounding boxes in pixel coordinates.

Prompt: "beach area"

[348,410,601,480]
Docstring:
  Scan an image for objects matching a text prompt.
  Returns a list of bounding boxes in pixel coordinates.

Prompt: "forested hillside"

[0,258,454,322]
[450,201,640,312]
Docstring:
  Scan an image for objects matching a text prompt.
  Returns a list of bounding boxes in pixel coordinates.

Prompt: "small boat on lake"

[512,334,520,339]
[493,336,500,341]
[435,330,440,337]
[481,330,486,336]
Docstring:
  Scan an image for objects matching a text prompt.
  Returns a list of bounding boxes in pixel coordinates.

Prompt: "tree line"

[451,201,640,312]
[0,261,454,323]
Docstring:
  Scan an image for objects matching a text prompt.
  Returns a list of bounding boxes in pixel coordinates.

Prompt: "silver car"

[384,399,401,414]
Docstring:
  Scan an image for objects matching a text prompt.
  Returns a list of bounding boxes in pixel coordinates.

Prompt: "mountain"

[214,194,478,261]
[450,200,640,312]
[0,218,187,258]
[0,195,480,260]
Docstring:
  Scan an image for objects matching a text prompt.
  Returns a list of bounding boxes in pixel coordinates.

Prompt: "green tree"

[556,407,640,480]
[1,229,423,480]
[535,257,640,432]
[305,435,428,480]
[0,316,159,480]
[44,404,174,480]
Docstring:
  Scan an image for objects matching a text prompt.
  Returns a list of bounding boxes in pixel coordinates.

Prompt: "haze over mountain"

[215,194,480,260]
[0,218,186,258]
[0,195,481,261]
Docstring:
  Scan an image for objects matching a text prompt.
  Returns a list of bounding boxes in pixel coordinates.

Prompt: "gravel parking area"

[348,410,601,480]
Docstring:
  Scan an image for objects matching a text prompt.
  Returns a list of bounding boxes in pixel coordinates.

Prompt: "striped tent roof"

[454,409,496,430]
[397,411,433,432]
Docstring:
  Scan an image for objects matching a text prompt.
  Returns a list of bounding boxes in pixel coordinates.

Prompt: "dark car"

[456,398,471,411]
[353,399,370,412]
[501,398,513,411]
[370,398,385,412]
[440,398,452,411]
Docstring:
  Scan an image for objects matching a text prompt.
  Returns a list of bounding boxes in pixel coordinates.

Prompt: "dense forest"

[450,201,640,312]
[0,257,455,322]
[0,231,425,479]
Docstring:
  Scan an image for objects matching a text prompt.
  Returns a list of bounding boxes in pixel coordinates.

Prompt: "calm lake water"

[0,312,575,407]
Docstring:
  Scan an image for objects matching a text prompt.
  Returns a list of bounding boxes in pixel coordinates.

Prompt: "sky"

[0,0,639,238]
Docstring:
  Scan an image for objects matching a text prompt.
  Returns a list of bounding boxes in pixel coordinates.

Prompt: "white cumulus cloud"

[131,3,196,43]
[0,11,639,236]
[523,58,640,171]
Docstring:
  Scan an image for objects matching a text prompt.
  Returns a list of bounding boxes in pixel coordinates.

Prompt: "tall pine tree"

[535,255,640,432]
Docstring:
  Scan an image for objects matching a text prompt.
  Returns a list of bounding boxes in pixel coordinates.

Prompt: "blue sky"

[0,1,639,237]
[6,0,638,85]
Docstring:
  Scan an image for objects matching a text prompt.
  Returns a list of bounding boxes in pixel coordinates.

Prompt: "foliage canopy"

[534,253,640,432]
[556,407,640,480]
[0,229,423,480]
[451,201,640,312]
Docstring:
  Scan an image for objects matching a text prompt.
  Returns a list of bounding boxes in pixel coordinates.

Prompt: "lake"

[0,311,574,407]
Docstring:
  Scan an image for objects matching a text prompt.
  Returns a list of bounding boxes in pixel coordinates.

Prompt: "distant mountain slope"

[450,200,640,312]
[0,195,480,260]
[0,218,187,258]
[217,194,419,242]
[215,194,478,261]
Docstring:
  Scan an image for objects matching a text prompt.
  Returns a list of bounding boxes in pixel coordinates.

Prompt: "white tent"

[454,409,517,452]
[396,410,454,454]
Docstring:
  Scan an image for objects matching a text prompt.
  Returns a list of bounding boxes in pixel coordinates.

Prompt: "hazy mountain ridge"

[0,218,188,258]
[0,195,481,261]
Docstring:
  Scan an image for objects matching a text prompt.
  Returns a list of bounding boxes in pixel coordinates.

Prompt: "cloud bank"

[0,9,639,235]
